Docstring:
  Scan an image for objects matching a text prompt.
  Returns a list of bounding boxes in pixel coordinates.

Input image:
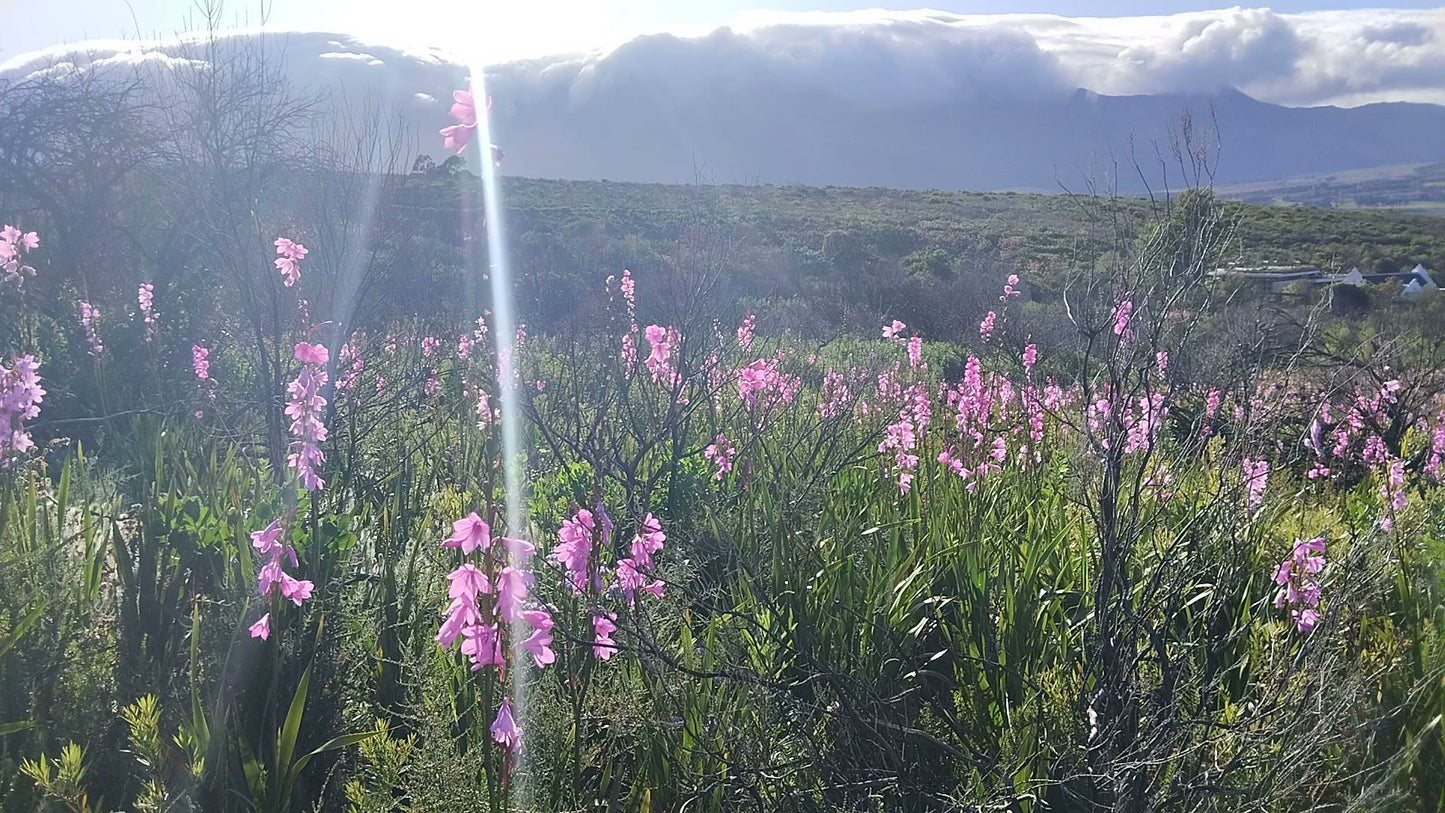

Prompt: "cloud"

[318,51,386,67]
[4,7,1444,113]
[557,20,1069,110]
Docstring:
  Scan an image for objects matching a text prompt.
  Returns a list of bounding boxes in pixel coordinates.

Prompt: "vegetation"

[3,34,1445,812]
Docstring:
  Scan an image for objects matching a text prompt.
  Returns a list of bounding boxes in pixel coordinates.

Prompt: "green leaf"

[0,720,32,737]
[284,731,377,789]
[0,602,47,660]
[276,663,312,788]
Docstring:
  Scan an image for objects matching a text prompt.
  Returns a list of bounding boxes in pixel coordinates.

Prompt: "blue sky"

[4,0,1442,63]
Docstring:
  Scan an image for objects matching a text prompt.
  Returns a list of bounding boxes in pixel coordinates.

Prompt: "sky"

[3,0,1443,64]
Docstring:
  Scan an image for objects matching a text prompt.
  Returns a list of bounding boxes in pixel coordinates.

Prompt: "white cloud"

[3,7,1443,109]
[715,7,1445,107]
[318,51,385,67]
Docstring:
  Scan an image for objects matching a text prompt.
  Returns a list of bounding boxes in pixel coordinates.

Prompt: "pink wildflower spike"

[592,613,618,660]
[285,346,329,490]
[703,434,736,480]
[1112,299,1134,340]
[78,301,103,355]
[192,345,210,380]
[520,610,556,668]
[249,613,271,641]
[979,311,996,340]
[737,314,756,350]
[630,513,666,569]
[1242,458,1269,517]
[444,512,491,554]
[0,354,45,464]
[1273,536,1326,633]
[643,324,676,384]
[552,509,595,593]
[490,697,522,752]
[274,238,308,287]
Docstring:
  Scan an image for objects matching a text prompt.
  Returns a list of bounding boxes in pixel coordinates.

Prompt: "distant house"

[1335,267,1366,286]
[1209,263,1436,297]
[1402,263,1438,297]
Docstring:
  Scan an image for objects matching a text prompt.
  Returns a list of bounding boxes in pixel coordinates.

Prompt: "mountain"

[6,29,1445,194]
[485,81,1445,193]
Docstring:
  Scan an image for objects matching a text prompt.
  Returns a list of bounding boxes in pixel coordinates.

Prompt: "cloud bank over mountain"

[4,7,1445,192]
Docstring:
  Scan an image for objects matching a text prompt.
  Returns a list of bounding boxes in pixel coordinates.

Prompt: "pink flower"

[258,560,285,596]
[0,225,38,283]
[137,283,157,341]
[501,535,536,564]
[280,574,314,606]
[703,434,735,480]
[737,314,756,350]
[630,513,665,569]
[620,269,636,313]
[907,336,923,369]
[437,597,480,649]
[616,557,665,604]
[1242,458,1269,517]
[552,508,595,593]
[490,697,522,752]
[494,567,530,623]
[447,563,491,600]
[293,342,329,365]
[643,324,677,384]
[78,301,103,355]
[249,613,271,641]
[1022,344,1038,372]
[192,345,210,380]
[285,345,330,491]
[520,610,556,667]
[440,88,481,153]
[1274,536,1325,633]
[462,622,504,670]
[274,238,308,287]
[881,320,906,341]
[250,520,284,555]
[978,311,996,340]
[440,124,471,152]
[0,354,45,466]
[593,613,618,660]
[444,512,491,554]
[1111,299,1134,340]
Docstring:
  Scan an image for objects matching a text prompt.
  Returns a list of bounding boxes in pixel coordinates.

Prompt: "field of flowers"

[0,89,1444,813]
